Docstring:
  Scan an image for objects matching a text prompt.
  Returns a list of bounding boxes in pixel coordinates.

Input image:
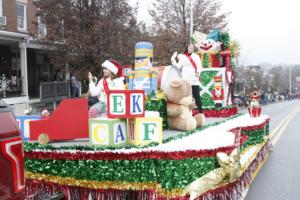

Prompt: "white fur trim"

[102,60,118,75]
[41,110,49,116]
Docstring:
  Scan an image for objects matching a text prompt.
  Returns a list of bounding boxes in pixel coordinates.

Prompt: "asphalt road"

[246,99,300,200]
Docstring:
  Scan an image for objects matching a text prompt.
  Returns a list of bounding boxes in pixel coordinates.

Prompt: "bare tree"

[35,0,146,78]
[269,65,300,94]
[149,0,229,64]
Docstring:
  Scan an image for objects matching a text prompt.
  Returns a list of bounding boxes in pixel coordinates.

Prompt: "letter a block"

[89,118,127,146]
[107,90,145,118]
[127,117,162,146]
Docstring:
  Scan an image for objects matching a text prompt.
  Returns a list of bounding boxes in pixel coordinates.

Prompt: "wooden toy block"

[127,117,162,146]
[107,90,145,118]
[89,118,127,146]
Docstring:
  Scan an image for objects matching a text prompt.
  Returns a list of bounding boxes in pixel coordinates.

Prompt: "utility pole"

[190,0,193,42]
[289,65,292,95]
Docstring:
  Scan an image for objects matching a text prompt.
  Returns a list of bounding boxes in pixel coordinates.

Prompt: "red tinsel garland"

[202,107,238,118]
[230,121,268,132]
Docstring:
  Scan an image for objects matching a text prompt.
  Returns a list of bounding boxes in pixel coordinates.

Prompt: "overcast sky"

[130,0,300,66]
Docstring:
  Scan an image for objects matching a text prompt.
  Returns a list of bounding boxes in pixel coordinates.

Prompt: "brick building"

[0,0,51,108]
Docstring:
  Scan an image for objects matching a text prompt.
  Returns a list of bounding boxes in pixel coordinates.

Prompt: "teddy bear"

[166,79,205,131]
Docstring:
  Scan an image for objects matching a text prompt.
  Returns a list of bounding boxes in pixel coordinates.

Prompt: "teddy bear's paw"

[186,118,197,131]
[194,113,205,127]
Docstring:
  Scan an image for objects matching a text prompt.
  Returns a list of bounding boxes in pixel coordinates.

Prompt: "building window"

[0,0,3,16]
[38,16,47,38]
[16,3,27,31]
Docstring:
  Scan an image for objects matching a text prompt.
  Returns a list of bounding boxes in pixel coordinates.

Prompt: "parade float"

[192,30,237,118]
[21,37,272,200]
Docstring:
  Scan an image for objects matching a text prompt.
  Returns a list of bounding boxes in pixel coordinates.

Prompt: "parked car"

[0,102,25,200]
[0,101,65,200]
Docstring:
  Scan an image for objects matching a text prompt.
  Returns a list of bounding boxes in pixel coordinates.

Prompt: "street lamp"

[289,65,292,95]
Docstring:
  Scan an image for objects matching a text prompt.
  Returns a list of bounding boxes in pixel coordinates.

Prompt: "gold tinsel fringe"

[26,172,186,198]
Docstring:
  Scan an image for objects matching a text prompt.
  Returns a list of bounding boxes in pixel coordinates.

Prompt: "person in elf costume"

[212,75,224,108]
[171,43,203,113]
[88,60,125,118]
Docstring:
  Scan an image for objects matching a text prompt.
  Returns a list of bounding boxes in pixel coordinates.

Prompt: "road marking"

[269,110,295,139]
[269,107,299,139]
[269,106,300,145]
[242,105,300,200]
[270,108,299,144]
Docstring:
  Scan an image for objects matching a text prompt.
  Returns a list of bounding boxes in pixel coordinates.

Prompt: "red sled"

[248,107,262,117]
[30,99,89,141]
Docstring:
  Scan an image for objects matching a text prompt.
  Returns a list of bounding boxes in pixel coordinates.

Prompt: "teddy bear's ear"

[170,80,182,88]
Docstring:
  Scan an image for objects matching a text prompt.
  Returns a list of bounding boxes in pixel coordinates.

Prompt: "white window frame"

[38,16,47,38]
[0,0,3,16]
[16,3,27,31]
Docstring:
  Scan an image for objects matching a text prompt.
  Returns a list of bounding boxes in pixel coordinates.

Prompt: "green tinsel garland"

[200,71,218,108]
[204,105,237,111]
[241,127,268,151]
[202,53,210,68]
[145,98,168,130]
[23,142,160,152]
[220,32,230,50]
[200,71,218,86]
[201,93,215,108]
[25,157,219,190]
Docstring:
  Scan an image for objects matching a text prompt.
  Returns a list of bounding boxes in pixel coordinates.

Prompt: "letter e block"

[89,118,127,146]
[108,92,126,117]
